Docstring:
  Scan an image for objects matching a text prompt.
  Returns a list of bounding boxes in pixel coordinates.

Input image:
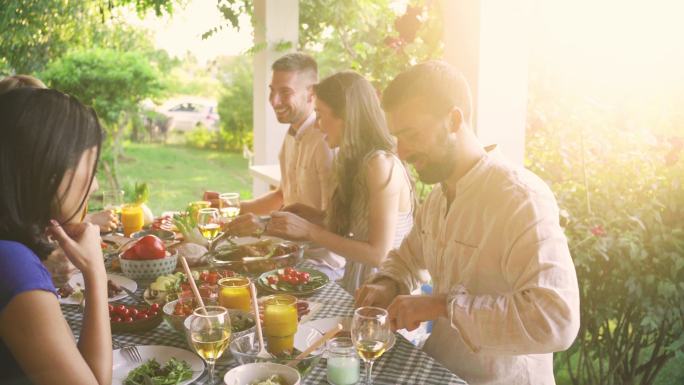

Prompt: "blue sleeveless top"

[0,240,57,383]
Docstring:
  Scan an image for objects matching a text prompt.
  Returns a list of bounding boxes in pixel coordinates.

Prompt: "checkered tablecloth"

[62,268,465,385]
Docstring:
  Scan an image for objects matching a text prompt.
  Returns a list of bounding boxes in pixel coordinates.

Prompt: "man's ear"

[448,107,464,133]
[306,85,315,103]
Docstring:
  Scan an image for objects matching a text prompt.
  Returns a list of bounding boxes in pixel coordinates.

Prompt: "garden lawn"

[117,142,253,215]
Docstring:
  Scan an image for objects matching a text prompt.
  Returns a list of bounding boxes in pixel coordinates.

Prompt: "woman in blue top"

[0,88,111,384]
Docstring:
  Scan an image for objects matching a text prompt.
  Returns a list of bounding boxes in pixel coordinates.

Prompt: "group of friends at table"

[0,52,580,385]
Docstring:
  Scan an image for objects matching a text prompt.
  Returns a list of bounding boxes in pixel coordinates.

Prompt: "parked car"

[157,98,219,132]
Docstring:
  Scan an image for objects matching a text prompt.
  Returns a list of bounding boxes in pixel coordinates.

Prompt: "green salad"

[251,375,287,385]
[123,358,192,385]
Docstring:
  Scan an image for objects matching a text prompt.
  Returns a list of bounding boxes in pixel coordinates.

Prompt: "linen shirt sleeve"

[313,139,334,211]
[370,201,431,294]
[447,192,580,355]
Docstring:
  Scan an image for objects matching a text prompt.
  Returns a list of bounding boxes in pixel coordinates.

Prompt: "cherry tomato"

[206,272,219,285]
[124,316,134,323]
[108,304,114,312]
[111,316,122,323]
[150,303,160,312]
[149,310,159,317]
[298,272,310,282]
[135,312,148,320]
[267,275,279,285]
[284,267,295,276]
[115,304,126,314]
[289,275,300,285]
[129,308,139,317]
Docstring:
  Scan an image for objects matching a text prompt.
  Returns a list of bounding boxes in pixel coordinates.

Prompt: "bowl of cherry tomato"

[109,302,163,333]
[162,296,216,333]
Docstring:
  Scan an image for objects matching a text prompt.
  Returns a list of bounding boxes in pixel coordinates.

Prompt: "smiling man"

[355,61,580,384]
[229,53,344,278]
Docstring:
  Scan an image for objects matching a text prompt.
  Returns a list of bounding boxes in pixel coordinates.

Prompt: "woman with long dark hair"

[267,71,414,293]
[0,88,112,384]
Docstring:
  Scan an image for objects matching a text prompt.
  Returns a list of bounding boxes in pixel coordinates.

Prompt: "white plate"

[112,345,205,385]
[302,317,396,357]
[59,273,137,305]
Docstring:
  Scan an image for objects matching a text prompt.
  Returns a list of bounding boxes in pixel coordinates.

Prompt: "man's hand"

[224,213,265,237]
[386,294,448,332]
[355,278,399,309]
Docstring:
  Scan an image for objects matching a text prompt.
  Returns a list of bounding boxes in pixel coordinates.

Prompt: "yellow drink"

[219,206,240,219]
[263,295,298,355]
[199,223,220,239]
[192,328,231,362]
[121,204,144,236]
[356,339,387,361]
[218,277,251,311]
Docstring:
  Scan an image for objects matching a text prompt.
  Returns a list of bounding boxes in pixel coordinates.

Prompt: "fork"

[113,339,142,363]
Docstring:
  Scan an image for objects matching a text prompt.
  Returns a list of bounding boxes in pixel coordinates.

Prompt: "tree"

[205,0,443,89]
[41,48,165,188]
[0,0,177,74]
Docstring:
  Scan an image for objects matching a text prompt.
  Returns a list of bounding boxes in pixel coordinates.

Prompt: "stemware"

[198,208,221,244]
[189,306,231,384]
[351,307,391,385]
[218,192,240,221]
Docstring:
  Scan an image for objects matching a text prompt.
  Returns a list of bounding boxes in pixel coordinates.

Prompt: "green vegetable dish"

[251,375,288,385]
[123,358,192,385]
[257,267,329,296]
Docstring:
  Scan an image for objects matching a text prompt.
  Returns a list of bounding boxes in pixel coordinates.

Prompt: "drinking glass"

[198,208,221,242]
[327,336,360,385]
[217,277,251,311]
[351,307,391,385]
[121,204,144,237]
[219,192,240,221]
[189,306,231,384]
[103,190,124,216]
[262,294,298,355]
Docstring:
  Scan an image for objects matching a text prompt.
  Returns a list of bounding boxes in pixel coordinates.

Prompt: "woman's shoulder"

[0,240,39,262]
[0,240,55,303]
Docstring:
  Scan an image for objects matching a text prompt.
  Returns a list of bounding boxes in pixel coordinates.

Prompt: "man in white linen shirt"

[355,61,580,385]
[228,53,345,278]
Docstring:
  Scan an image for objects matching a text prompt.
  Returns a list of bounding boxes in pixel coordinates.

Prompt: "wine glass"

[219,192,240,221]
[351,307,391,385]
[102,190,124,231]
[189,306,231,384]
[198,208,221,244]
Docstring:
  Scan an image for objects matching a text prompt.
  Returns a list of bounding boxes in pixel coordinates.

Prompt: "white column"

[442,0,532,165]
[252,0,299,196]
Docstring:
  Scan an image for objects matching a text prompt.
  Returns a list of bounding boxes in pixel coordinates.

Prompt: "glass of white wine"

[198,208,221,244]
[219,192,240,221]
[190,306,231,384]
[351,307,392,385]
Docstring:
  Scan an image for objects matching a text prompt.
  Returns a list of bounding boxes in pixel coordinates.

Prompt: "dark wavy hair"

[0,88,103,259]
[314,71,395,236]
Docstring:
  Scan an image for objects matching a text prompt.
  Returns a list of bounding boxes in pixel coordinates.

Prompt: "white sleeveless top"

[338,151,414,294]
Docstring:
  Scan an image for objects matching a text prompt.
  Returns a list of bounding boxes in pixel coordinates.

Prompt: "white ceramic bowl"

[223,362,301,385]
[119,251,178,280]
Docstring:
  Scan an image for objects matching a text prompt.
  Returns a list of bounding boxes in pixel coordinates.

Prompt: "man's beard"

[412,140,458,185]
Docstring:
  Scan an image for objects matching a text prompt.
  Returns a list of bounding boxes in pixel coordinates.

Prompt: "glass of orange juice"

[121,204,144,237]
[218,277,251,311]
[262,294,298,355]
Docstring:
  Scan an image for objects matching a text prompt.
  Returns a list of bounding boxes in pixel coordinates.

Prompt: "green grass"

[117,142,253,214]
